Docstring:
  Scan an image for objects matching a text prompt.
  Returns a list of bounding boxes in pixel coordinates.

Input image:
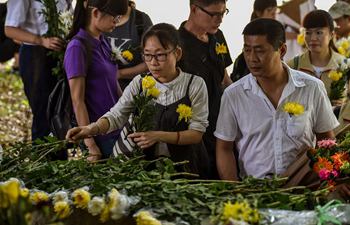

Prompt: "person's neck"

[158,68,180,83]
[309,48,331,67]
[86,24,101,39]
[184,19,209,43]
[117,6,132,26]
[256,64,288,108]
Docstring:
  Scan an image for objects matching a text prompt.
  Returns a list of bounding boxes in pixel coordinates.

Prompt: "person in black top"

[230,0,277,82]
[178,0,232,179]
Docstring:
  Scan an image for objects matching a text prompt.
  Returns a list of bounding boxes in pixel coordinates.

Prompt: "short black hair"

[242,18,285,50]
[251,0,277,20]
[141,23,182,51]
[190,0,226,7]
[303,10,334,32]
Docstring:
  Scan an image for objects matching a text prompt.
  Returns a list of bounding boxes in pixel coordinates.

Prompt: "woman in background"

[64,0,128,161]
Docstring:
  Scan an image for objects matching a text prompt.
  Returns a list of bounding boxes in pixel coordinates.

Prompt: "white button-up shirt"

[214,64,339,178]
[104,70,209,133]
[5,0,71,41]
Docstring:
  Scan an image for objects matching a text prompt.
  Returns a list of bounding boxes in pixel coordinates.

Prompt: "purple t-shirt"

[64,29,120,140]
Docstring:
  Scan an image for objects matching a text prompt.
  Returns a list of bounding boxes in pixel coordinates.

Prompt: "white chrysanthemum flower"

[88,196,106,216]
[110,195,130,220]
[52,191,69,203]
[59,10,73,37]
[340,62,348,71]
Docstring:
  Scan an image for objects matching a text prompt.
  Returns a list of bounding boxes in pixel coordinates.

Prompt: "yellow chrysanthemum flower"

[338,46,346,56]
[20,188,29,198]
[99,205,110,223]
[216,43,228,54]
[146,87,160,98]
[54,201,71,219]
[0,178,21,208]
[142,75,156,90]
[283,102,305,116]
[122,50,134,61]
[341,40,350,51]
[328,70,343,82]
[135,211,161,225]
[176,104,192,123]
[72,188,91,209]
[99,188,120,222]
[222,201,260,223]
[30,191,49,205]
[222,201,245,222]
[297,33,305,46]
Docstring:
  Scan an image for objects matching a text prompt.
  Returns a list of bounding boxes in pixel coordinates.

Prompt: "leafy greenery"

[0,140,329,225]
[329,75,347,101]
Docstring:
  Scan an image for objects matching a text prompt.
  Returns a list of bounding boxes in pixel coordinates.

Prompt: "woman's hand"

[65,125,94,142]
[128,131,160,149]
[86,142,102,162]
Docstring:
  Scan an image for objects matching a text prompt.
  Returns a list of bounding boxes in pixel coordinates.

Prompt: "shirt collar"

[243,62,305,95]
[299,50,343,74]
[156,68,184,94]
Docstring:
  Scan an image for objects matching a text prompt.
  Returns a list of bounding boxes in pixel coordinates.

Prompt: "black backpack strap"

[292,55,299,70]
[134,9,144,39]
[186,74,194,97]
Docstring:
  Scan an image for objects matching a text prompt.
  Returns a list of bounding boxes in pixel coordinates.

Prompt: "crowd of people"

[2,0,350,198]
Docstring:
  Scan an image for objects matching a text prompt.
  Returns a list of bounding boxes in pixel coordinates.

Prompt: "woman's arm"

[119,62,148,79]
[5,26,64,51]
[68,77,101,157]
[128,130,203,149]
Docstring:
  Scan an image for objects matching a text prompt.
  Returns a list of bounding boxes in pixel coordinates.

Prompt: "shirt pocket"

[286,110,310,138]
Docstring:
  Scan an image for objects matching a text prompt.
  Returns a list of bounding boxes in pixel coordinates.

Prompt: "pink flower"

[331,170,339,178]
[319,168,331,180]
[317,139,337,149]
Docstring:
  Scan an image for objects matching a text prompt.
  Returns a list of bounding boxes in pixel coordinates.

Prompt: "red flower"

[313,157,333,173]
[331,152,349,170]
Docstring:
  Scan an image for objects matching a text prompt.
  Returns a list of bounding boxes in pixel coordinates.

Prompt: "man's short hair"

[190,0,226,7]
[242,18,285,50]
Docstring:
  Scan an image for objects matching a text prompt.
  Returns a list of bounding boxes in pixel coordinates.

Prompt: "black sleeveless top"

[145,75,210,178]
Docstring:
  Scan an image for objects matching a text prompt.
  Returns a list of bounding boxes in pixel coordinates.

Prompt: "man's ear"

[279,43,287,59]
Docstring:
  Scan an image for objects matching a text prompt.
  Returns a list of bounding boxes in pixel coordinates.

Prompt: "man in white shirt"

[215,19,339,181]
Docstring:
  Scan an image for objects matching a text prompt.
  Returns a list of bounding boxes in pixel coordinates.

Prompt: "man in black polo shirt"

[179,0,232,179]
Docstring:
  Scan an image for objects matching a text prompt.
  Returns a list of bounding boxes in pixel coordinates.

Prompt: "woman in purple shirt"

[64,0,128,161]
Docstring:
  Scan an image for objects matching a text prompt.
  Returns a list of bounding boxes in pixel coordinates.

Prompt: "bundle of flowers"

[297,28,305,47]
[335,37,350,57]
[308,135,350,189]
[0,178,137,225]
[328,58,350,103]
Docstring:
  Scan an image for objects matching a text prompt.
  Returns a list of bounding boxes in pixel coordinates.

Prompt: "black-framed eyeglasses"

[89,6,122,22]
[194,4,229,18]
[142,49,176,62]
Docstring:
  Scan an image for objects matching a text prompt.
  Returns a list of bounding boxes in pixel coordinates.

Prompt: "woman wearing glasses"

[66,23,210,178]
[64,0,128,161]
